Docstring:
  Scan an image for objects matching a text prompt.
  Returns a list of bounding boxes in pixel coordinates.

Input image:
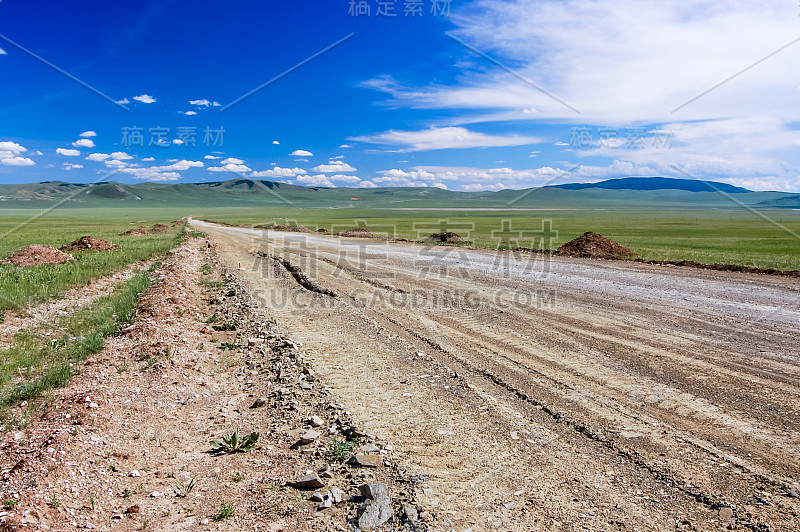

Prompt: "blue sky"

[1,0,800,191]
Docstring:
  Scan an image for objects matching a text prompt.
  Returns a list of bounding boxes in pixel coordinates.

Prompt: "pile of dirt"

[427,232,466,243]
[151,224,169,232]
[5,245,73,266]
[59,236,119,252]
[557,232,638,260]
[340,227,374,238]
[642,259,800,277]
[290,225,311,233]
[122,227,151,236]
[257,223,291,231]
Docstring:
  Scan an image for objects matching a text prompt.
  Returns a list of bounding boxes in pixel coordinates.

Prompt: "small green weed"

[210,429,259,454]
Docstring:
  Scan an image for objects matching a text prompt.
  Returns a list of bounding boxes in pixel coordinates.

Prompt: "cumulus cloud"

[64,163,84,170]
[104,159,130,168]
[209,163,252,173]
[0,48,6,55]
[183,110,197,116]
[56,148,80,156]
[115,98,130,105]
[133,94,156,104]
[296,174,335,187]
[272,140,280,145]
[350,126,541,151]
[204,155,220,160]
[330,174,361,183]
[173,139,184,145]
[110,151,133,160]
[220,157,244,165]
[290,149,313,157]
[250,166,307,178]
[80,131,97,138]
[119,167,180,181]
[142,157,155,161]
[72,138,95,148]
[2,157,35,166]
[358,180,378,188]
[312,160,356,173]
[189,99,220,107]
[86,153,110,161]
[150,160,204,171]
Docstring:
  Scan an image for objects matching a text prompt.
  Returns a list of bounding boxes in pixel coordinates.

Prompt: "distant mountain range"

[0,176,798,210]
[548,176,751,194]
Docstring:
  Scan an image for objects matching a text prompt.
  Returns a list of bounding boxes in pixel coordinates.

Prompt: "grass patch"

[329,438,360,462]
[0,270,154,425]
[0,217,184,313]
[214,501,234,521]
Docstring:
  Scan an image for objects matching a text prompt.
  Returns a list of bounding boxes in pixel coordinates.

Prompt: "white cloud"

[64,163,83,170]
[72,138,95,148]
[86,153,110,161]
[119,167,180,181]
[150,160,204,172]
[204,155,220,160]
[133,94,156,104]
[142,157,155,161]
[1,157,35,166]
[0,48,6,55]
[173,139,184,145]
[250,166,307,178]
[296,174,335,187]
[183,110,197,116]
[330,174,361,183]
[104,159,130,168]
[312,160,357,173]
[56,148,80,156]
[110,151,133,160]
[220,157,244,165]
[358,180,378,188]
[272,140,280,145]
[350,126,541,151]
[80,131,97,138]
[0,141,27,154]
[189,99,220,107]
[339,144,352,148]
[115,98,130,105]
[209,163,252,173]
[290,149,313,157]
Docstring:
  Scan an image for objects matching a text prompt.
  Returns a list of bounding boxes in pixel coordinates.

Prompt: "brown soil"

[557,231,638,260]
[151,224,169,232]
[4,245,73,266]
[290,225,311,233]
[59,236,119,252]
[427,232,466,243]
[339,228,373,238]
[641,259,800,277]
[257,223,291,231]
[122,227,151,237]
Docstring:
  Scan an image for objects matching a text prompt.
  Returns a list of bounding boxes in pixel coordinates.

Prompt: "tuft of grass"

[3,499,18,510]
[214,501,234,521]
[210,429,259,454]
[219,341,238,351]
[329,438,360,462]
[174,478,195,498]
[212,321,236,331]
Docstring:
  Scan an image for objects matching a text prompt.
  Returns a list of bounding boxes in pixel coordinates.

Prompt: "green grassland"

[189,206,800,271]
[0,212,184,312]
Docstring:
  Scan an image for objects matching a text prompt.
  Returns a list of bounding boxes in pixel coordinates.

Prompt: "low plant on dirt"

[220,341,238,351]
[212,321,236,331]
[49,494,60,508]
[214,501,234,521]
[329,438,360,462]
[200,263,212,275]
[174,478,195,498]
[210,429,259,454]
[3,499,18,510]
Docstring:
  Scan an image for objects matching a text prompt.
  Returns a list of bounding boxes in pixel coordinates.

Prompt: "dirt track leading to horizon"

[193,220,800,531]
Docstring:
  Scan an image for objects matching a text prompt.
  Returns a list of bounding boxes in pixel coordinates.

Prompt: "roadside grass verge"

[0,270,153,427]
[0,222,184,313]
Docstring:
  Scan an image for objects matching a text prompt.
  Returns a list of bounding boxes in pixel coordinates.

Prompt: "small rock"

[111,514,122,520]
[129,470,141,478]
[299,429,321,444]
[719,507,733,520]
[349,453,382,468]
[358,443,381,453]
[124,505,140,515]
[88,402,99,409]
[251,397,267,409]
[310,491,326,502]
[319,467,334,479]
[149,491,162,498]
[318,498,332,510]
[300,382,313,390]
[309,415,324,427]
[403,506,419,522]
[503,502,515,509]
[248,338,265,347]
[329,487,343,503]
[358,482,392,530]
[291,473,326,490]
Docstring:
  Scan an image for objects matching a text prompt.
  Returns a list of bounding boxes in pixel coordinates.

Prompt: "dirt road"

[193,220,800,531]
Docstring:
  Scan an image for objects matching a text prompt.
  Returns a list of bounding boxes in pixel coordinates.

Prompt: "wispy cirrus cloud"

[350,126,541,151]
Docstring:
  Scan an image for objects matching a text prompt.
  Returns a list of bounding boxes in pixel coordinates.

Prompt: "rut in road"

[196,222,800,532]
